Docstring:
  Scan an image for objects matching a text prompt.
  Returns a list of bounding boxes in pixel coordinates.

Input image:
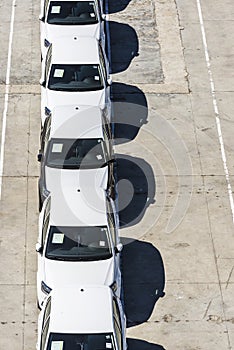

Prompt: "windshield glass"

[46,138,107,169]
[47,333,114,350]
[45,226,112,261]
[47,1,98,25]
[48,64,103,91]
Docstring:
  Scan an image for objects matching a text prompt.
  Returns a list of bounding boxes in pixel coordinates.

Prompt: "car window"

[48,64,104,91]
[95,0,102,18]
[102,125,111,159]
[45,226,112,261]
[43,197,51,223]
[107,199,117,246]
[44,0,50,18]
[41,318,50,350]
[46,1,98,25]
[40,116,51,153]
[45,45,52,84]
[42,297,51,329]
[107,213,116,246]
[113,318,122,350]
[42,198,51,247]
[113,298,121,328]
[42,216,50,248]
[47,333,114,350]
[98,44,107,83]
[112,298,123,350]
[46,138,107,169]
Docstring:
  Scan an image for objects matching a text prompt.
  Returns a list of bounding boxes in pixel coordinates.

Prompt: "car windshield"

[47,1,98,25]
[47,333,114,350]
[45,226,112,261]
[48,64,103,91]
[46,138,107,169]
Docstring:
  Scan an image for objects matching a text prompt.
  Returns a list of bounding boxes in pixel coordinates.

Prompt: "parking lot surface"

[0,0,234,349]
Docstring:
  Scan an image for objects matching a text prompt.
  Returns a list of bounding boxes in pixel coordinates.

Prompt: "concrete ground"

[0,0,234,349]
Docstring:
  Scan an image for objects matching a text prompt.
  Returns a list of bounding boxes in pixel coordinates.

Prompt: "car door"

[112,296,124,350]
[39,0,50,56]
[38,116,51,207]
[41,44,52,125]
[102,121,115,197]
[37,197,51,292]
[95,0,105,47]
[107,198,122,297]
[98,42,111,106]
[39,296,51,350]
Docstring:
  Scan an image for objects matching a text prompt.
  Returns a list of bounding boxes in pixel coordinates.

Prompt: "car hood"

[45,23,101,43]
[43,256,115,288]
[44,88,106,111]
[45,166,108,193]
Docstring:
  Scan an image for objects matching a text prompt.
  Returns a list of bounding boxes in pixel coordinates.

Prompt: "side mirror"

[107,77,112,86]
[39,78,46,87]
[39,14,45,21]
[37,153,43,162]
[115,243,123,254]
[102,14,107,21]
[36,243,43,254]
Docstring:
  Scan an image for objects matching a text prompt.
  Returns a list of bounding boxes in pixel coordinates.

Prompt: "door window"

[42,198,51,247]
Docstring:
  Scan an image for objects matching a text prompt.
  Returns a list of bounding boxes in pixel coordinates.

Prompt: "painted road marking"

[0,0,17,200]
[196,0,234,223]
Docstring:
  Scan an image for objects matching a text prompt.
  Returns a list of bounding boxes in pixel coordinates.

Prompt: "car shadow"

[121,238,165,327]
[111,82,148,144]
[105,0,132,14]
[115,155,155,228]
[127,338,166,350]
[108,21,139,74]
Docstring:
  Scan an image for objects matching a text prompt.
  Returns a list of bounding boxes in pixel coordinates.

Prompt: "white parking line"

[196,0,234,223]
[0,0,16,200]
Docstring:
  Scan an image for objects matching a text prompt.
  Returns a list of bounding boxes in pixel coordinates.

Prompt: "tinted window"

[41,116,51,153]
[42,198,51,247]
[46,138,107,169]
[42,297,51,328]
[47,333,114,350]
[98,44,107,82]
[113,318,122,350]
[113,298,122,350]
[44,0,50,18]
[45,226,112,261]
[107,213,116,246]
[48,64,103,91]
[45,45,52,83]
[47,1,98,25]
[42,216,50,247]
[41,319,50,350]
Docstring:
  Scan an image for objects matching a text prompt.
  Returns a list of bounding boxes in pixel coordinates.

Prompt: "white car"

[37,285,127,350]
[37,104,115,210]
[36,180,122,307]
[40,36,112,122]
[39,0,106,59]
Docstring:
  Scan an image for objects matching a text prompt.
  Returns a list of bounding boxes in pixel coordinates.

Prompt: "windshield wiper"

[46,255,67,261]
